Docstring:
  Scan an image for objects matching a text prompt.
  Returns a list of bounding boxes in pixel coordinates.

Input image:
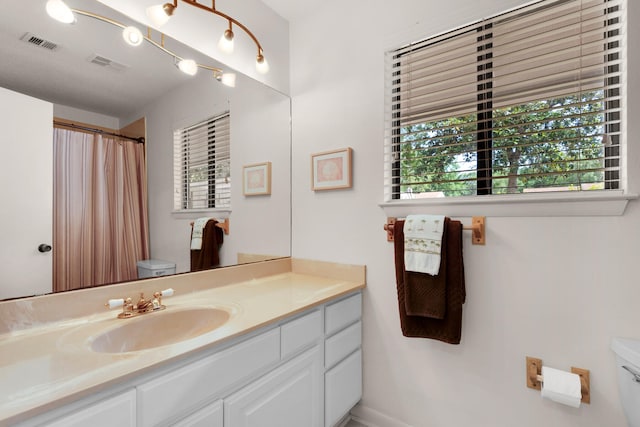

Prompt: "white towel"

[403,214,445,275]
[190,218,211,250]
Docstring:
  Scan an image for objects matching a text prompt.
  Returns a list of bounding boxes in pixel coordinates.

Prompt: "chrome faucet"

[106,288,174,319]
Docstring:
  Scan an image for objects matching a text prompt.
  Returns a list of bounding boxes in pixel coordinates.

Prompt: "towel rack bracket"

[216,218,230,235]
[469,216,485,245]
[383,217,397,242]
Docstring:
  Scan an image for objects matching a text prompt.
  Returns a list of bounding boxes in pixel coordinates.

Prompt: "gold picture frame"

[243,162,272,196]
[311,148,353,191]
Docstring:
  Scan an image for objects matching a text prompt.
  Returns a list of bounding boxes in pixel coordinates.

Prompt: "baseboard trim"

[350,404,413,427]
[336,414,353,427]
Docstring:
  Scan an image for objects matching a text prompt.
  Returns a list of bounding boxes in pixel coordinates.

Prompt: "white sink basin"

[90,307,231,353]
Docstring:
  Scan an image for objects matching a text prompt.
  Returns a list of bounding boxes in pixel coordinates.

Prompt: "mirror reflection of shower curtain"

[52,128,149,292]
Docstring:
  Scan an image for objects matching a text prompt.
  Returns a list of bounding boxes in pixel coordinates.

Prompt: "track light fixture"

[176,58,198,76]
[145,0,269,74]
[45,0,75,24]
[45,0,237,87]
[217,21,234,54]
[122,26,144,46]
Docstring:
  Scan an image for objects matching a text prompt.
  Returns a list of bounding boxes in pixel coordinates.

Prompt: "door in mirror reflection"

[0,87,53,300]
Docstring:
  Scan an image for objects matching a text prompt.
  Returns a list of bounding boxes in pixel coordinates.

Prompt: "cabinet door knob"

[38,244,52,253]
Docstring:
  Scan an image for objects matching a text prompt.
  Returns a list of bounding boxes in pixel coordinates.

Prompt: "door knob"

[38,244,52,253]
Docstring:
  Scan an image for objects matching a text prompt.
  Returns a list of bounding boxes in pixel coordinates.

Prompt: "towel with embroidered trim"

[190,217,211,250]
[403,214,445,275]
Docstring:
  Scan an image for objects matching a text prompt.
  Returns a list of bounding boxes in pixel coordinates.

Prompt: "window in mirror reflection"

[174,112,231,210]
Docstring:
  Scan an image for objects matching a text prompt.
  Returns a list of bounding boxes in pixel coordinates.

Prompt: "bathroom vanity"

[0,258,365,427]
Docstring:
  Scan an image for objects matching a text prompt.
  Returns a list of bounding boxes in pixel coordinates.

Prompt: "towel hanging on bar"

[393,218,466,343]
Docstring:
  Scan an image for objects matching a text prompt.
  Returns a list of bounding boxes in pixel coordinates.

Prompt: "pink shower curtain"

[53,127,149,292]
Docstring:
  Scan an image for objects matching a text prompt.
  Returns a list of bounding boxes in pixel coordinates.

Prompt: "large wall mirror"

[0,0,291,300]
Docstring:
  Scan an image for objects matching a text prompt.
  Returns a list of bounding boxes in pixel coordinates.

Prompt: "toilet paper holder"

[526,356,590,404]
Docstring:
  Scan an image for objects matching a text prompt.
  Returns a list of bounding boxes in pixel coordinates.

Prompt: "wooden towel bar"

[383,216,485,245]
[189,218,230,235]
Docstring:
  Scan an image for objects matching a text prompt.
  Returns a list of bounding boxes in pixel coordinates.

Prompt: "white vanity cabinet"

[41,389,136,427]
[137,329,281,427]
[324,293,363,427]
[172,400,223,427]
[221,308,323,427]
[224,346,322,426]
[16,291,362,427]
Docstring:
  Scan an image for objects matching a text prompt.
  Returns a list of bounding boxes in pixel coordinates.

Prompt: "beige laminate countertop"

[0,258,365,426]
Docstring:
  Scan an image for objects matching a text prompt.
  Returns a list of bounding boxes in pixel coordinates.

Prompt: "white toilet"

[612,338,640,427]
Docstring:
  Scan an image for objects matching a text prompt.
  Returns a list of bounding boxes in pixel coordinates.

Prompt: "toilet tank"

[137,259,176,279]
[612,337,640,427]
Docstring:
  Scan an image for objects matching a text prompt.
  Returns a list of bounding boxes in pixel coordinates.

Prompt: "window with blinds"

[385,0,624,200]
[173,113,231,211]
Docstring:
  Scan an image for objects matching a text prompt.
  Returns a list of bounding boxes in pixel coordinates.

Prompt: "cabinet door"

[44,389,136,427]
[0,87,52,300]
[325,350,362,427]
[225,346,322,427]
[138,329,280,427]
[173,400,223,427]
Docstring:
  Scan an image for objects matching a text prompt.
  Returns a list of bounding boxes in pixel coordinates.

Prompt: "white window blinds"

[385,0,624,200]
[173,113,231,210]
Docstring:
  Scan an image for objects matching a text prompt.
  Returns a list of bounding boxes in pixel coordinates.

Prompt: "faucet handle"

[152,288,174,308]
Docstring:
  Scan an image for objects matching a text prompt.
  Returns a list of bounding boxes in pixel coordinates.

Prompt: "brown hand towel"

[190,220,224,271]
[394,218,466,344]
[404,217,450,319]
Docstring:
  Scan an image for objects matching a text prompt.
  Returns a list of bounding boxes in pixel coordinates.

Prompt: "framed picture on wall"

[311,147,353,191]
[243,162,272,196]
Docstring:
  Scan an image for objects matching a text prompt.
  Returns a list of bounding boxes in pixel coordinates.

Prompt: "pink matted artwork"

[317,157,343,182]
[247,169,265,189]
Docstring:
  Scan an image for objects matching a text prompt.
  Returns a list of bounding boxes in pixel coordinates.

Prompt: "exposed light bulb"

[122,26,143,46]
[146,3,174,27]
[219,73,236,88]
[46,0,75,24]
[218,29,234,54]
[256,54,269,74]
[178,59,198,76]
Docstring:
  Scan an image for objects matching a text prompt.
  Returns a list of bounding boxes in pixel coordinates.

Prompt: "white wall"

[53,105,120,130]
[288,0,640,426]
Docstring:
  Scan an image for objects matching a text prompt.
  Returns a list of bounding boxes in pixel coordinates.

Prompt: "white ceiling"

[0,0,227,119]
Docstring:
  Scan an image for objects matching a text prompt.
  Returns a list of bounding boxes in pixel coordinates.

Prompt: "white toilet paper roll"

[107,298,124,309]
[541,366,582,408]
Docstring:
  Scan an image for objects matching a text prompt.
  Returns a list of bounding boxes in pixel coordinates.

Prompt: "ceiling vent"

[87,54,129,72]
[20,32,59,51]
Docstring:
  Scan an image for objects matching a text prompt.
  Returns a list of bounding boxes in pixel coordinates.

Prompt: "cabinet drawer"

[325,292,361,336]
[325,321,361,369]
[225,346,322,427]
[137,328,280,427]
[324,349,362,427]
[173,399,223,427]
[45,389,136,427]
[281,309,322,359]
